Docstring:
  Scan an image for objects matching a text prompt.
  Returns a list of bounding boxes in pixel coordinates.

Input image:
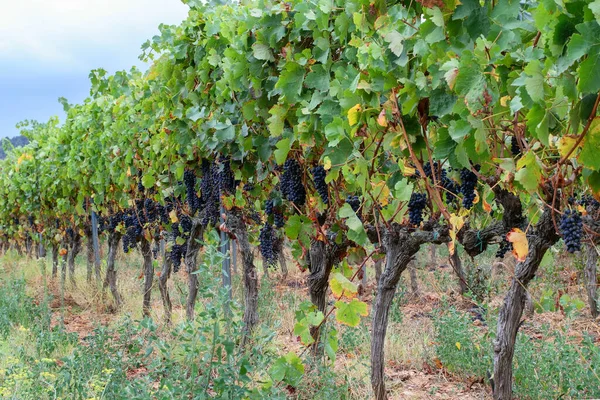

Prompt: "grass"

[0,242,598,399]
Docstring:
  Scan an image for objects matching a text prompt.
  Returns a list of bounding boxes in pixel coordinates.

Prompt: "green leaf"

[269,352,304,386]
[524,61,544,103]
[578,50,600,93]
[393,178,414,202]
[384,30,404,56]
[330,272,358,298]
[324,329,338,363]
[449,119,472,142]
[142,173,155,189]
[515,151,542,193]
[305,65,330,91]
[339,204,369,246]
[275,62,305,102]
[274,138,292,165]
[268,105,287,137]
[579,118,600,171]
[252,43,274,61]
[285,215,314,248]
[334,299,368,327]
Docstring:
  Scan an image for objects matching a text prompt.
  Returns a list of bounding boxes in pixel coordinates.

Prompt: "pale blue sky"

[0,0,190,138]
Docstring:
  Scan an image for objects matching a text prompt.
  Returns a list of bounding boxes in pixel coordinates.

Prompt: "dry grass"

[3,242,598,399]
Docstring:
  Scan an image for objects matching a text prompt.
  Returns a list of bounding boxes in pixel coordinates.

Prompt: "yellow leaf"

[348,104,362,126]
[323,157,332,170]
[377,109,388,127]
[507,228,529,262]
[455,342,461,350]
[483,198,492,213]
[557,136,579,158]
[448,241,455,255]
[500,96,511,107]
[169,210,179,224]
[371,181,390,206]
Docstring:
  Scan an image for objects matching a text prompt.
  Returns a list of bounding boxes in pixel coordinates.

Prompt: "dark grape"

[218,156,235,194]
[184,169,201,215]
[311,165,329,204]
[510,136,521,156]
[274,212,285,228]
[408,193,427,226]
[265,199,274,215]
[496,240,512,258]
[281,159,306,206]
[259,223,277,266]
[243,183,255,192]
[459,168,478,209]
[559,209,583,253]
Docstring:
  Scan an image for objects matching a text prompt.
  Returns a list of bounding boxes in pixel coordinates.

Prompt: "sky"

[0,0,190,138]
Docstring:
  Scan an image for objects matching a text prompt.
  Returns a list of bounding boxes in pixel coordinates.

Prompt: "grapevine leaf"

[252,43,274,61]
[507,228,528,262]
[339,204,369,246]
[579,118,600,171]
[334,299,368,327]
[142,173,155,189]
[347,104,362,126]
[275,62,305,102]
[330,272,358,299]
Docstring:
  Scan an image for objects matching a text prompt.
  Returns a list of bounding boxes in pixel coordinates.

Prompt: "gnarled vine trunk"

[371,225,449,400]
[51,243,59,279]
[158,252,173,324]
[226,210,259,343]
[67,230,82,286]
[492,209,559,400]
[585,243,599,319]
[103,231,122,308]
[307,240,336,314]
[85,225,94,283]
[184,218,205,321]
[140,237,154,317]
[374,259,383,285]
[449,249,468,295]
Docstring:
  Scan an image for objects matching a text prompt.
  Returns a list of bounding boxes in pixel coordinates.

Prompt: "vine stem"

[300,249,377,358]
[390,89,452,222]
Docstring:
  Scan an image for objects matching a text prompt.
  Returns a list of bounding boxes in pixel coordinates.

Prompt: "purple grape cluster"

[559,210,583,253]
[311,165,328,204]
[408,193,427,226]
[281,159,306,206]
[459,168,478,209]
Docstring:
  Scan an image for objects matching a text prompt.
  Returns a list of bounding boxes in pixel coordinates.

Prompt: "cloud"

[0,0,189,71]
[0,0,190,138]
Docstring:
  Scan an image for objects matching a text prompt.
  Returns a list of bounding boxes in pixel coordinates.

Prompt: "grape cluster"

[311,165,329,204]
[243,183,255,192]
[459,168,478,209]
[510,137,521,156]
[218,156,235,194]
[184,169,201,216]
[265,199,285,228]
[265,199,274,215]
[170,244,186,272]
[200,160,221,226]
[440,169,460,204]
[579,194,600,210]
[259,223,277,266]
[274,213,285,228]
[559,210,583,253]
[408,193,427,226]
[281,159,306,206]
[496,240,513,258]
